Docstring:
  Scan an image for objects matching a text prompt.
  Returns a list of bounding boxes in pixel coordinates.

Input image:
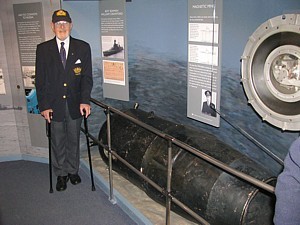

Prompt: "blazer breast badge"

[73,67,82,75]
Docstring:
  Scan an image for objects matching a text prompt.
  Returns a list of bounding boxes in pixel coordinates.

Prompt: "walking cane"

[83,112,96,191]
[46,112,53,193]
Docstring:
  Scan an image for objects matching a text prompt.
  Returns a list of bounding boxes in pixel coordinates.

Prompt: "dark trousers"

[51,103,82,177]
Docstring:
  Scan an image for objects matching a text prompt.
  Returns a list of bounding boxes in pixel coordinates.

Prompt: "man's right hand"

[41,109,53,123]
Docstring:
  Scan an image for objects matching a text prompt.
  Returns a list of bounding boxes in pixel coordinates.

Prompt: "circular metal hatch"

[241,14,300,131]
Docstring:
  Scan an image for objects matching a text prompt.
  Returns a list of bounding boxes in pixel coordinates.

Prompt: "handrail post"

[166,139,173,225]
[106,108,116,204]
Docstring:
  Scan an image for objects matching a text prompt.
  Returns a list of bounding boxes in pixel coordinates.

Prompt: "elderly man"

[35,9,93,191]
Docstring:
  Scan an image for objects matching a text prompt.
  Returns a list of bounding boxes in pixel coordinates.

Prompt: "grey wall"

[0,0,61,160]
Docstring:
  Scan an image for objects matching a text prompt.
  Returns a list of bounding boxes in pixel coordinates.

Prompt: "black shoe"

[56,176,68,191]
[68,173,81,185]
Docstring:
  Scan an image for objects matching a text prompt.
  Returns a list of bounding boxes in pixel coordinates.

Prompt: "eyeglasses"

[54,21,70,27]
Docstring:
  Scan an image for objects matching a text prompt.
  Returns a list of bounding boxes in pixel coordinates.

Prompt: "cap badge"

[56,10,67,17]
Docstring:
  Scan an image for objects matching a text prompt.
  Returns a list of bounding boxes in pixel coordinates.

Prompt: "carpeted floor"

[0,160,137,225]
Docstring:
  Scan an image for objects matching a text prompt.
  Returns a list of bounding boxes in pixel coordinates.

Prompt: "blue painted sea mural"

[64,0,300,175]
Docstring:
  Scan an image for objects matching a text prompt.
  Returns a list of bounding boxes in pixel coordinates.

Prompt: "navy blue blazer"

[35,36,93,122]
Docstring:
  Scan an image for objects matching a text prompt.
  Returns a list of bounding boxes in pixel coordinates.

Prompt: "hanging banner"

[187,0,223,127]
[0,68,5,95]
[0,21,6,95]
[100,0,129,101]
[13,2,45,114]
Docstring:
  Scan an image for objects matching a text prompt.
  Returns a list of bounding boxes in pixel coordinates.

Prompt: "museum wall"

[0,0,299,175]
[0,0,61,160]
[61,0,300,175]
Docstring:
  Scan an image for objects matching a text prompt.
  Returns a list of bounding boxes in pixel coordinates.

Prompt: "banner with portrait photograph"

[187,0,223,127]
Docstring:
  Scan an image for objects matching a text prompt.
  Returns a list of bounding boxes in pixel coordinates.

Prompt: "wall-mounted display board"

[13,2,45,114]
[0,68,6,95]
[0,0,60,149]
[0,20,9,98]
[100,0,129,101]
[187,0,223,127]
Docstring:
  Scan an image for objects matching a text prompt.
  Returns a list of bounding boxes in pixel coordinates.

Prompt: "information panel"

[0,21,6,95]
[0,68,5,95]
[187,0,222,127]
[13,2,45,114]
[100,0,129,101]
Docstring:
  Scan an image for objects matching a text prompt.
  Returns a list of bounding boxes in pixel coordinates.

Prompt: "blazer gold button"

[64,83,67,86]
[63,95,66,98]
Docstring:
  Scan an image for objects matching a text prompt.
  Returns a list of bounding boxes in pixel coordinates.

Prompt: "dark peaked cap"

[52,9,72,23]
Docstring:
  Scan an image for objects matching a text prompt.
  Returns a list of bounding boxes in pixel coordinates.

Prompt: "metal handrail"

[85,97,275,225]
[81,118,210,225]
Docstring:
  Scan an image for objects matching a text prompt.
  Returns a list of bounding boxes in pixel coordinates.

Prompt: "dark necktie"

[60,42,66,68]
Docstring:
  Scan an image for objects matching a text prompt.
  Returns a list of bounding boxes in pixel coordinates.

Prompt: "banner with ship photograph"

[100,0,129,101]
